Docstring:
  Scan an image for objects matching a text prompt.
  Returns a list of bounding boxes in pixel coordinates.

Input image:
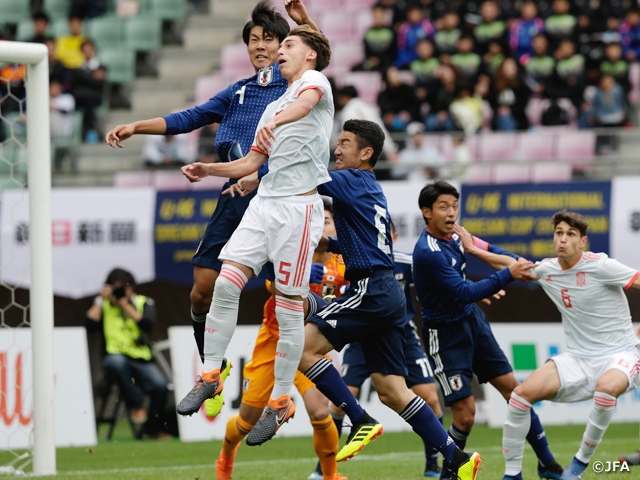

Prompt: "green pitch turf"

[3,420,640,479]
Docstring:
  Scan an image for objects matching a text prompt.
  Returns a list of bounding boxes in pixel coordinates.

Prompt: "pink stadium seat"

[305,0,342,8]
[464,164,492,184]
[493,163,531,184]
[630,63,640,103]
[514,132,555,161]
[354,10,374,38]
[342,71,383,104]
[481,100,493,131]
[329,43,365,72]
[531,162,572,183]
[526,97,545,126]
[478,132,517,161]
[113,171,152,187]
[221,43,253,72]
[190,175,227,191]
[320,12,356,42]
[555,131,596,160]
[343,0,378,10]
[195,74,229,104]
[152,171,191,191]
[463,134,481,159]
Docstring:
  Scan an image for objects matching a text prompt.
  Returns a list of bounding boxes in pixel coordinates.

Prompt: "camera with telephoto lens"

[111,284,126,300]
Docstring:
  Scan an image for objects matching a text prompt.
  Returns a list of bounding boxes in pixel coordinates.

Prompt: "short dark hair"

[337,85,358,99]
[288,25,332,72]
[418,180,460,211]
[106,268,136,286]
[322,196,333,213]
[242,1,290,46]
[33,12,50,23]
[551,210,588,236]
[342,119,385,167]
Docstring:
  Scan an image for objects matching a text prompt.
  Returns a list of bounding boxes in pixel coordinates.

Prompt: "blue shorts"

[308,269,407,377]
[423,304,512,406]
[342,318,435,388]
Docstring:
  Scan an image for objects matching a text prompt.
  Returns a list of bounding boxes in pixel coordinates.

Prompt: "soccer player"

[216,200,347,480]
[177,25,334,445]
[104,0,318,375]
[495,211,640,480]
[412,180,564,480]
[294,120,482,480]
[320,219,444,479]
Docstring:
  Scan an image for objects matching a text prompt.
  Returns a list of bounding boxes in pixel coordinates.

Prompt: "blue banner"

[154,190,221,285]
[460,182,611,277]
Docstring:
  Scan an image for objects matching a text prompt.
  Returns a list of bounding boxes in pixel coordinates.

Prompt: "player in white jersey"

[177,25,333,444]
[494,211,640,480]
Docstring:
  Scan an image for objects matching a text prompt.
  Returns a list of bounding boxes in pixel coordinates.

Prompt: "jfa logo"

[592,460,630,473]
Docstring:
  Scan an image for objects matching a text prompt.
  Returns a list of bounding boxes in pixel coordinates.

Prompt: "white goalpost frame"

[0,41,55,476]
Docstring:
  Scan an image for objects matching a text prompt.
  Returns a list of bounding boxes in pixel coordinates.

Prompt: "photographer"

[86,268,170,439]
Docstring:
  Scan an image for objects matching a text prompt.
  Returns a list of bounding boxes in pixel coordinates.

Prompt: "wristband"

[93,295,104,307]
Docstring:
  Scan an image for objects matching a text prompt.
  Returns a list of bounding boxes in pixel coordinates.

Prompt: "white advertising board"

[610,176,640,271]
[0,327,97,449]
[0,188,155,298]
[484,323,640,428]
[169,326,412,442]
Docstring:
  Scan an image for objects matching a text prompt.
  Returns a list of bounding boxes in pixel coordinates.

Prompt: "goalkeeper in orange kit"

[215,199,350,480]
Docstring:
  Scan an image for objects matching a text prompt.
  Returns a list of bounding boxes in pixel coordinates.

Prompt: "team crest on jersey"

[258,66,273,86]
[448,374,463,391]
[576,272,586,286]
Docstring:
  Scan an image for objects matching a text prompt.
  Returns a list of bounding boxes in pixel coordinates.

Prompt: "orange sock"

[222,415,254,456]
[311,414,339,479]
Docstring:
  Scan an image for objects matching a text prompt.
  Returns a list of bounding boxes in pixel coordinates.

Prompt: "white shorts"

[551,350,640,403]
[219,193,324,297]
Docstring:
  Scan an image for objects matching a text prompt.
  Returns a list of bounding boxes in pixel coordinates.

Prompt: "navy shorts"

[342,318,435,388]
[308,269,407,377]
[423,304,512,406]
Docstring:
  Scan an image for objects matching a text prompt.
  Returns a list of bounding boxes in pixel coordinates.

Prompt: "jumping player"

[177,25,334,446]
[493,211,640,480]
[412,180,565,480]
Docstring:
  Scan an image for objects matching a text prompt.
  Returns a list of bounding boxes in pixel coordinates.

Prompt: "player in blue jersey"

[413,180,565,480]
[104,1,321,367]
[316,219,444,479]
[290,120,482,480]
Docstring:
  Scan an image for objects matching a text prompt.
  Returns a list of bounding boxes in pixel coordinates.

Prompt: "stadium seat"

[342,71,382,104]
[51,18,71,37]
[477,132,517,161]
[16,20,35,42]
[43,0,71,21]
[514,132,555,161]
[98,48,136,84]
[306,0,343,8]
[0,0,31,24]
[493,163,531,184]
[142,0,187,21]
[531,162,572,183]
[354,10,374,38]
[220,42,254,73]
[464,163,492,184]
[152,170,191,190]
[343,0,378,10]
[124,16,162,52]
[329,43,365,73]
[525,97,545,126]
[86,16,125,50]
[629,63,640,103]
[195,74,229,104]
[318,12,354,42]
[555,130,595,160]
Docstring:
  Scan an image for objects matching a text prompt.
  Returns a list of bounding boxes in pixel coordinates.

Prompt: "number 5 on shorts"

[278,261,292,286]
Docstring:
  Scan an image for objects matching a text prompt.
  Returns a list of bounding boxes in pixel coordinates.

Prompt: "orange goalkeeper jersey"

[263,254,349,339]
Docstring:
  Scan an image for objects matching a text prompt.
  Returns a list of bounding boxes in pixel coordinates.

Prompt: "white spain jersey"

[253,69,333,197]
[532,252,640,358]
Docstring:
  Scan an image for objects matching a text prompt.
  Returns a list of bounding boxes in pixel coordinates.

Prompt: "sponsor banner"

[484,323,640,427]
[381,180,460,254]
[154,189,221,286]
[460,182,611,276]
[0,327,97,449]
[611,177,640,270]
[169,326,412,442]
[0,188,155,298]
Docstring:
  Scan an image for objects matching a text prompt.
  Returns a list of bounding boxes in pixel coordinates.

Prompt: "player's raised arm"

[453,223,521,270]
[285,0,320,32]
[181,150,267,182]
[105,117,168,148]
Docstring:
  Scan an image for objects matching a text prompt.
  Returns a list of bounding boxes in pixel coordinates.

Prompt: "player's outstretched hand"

[481,289,506,305]
[105,124,134,148]
[285,0,309,25]
[508,259,536,282]
[453,223,473,250]
[256,119,277,152]
[181,163,210,183]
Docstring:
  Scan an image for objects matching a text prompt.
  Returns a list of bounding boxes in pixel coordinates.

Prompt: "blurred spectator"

[335,85,398,162]
[353,4,396,72]
[49,77,76,140]
[489,57,531,130]
[0,63,26,114]
[524,34,556,96]
[28,12,52,43]
[482,39,506,77]
[600,16,623,45]
[71,40,107,141]
[116,0,141,17]
[44,38,72,93]
[620,9,640,62]
[197,123,219,163]
[450,83,483,134]
[394,5,436,68]
[377,66,421,133]
[580,74,627,153]
[410,39,440,93]
[424,64,459,132]
[450,135,474,181]
[509,1,545,63]
[473,1,507,56]
[451,34,482,81]
[143,134,192,167]
[600,42,630,95]
[434,11,462,58]
[548,39,586,108]
[393,121,446,181]
[545,0,578,51]
[70,0,107,19]
[56,15,88,69]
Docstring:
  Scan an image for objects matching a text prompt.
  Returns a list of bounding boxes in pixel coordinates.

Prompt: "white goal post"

[0,41,55,476]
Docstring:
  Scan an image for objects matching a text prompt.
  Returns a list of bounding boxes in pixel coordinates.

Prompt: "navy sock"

[305,292,327,322]
[190,309,207,362]
[527,407,554,466]
[448,423,470,450]
[305,358,364,423]
[400,396,456,463]
[425,413,444,465]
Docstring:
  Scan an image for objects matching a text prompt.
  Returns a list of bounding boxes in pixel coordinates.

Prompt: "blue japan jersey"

[163,64,287,166]
[393,251,415,324]
[413,229,516,323]
[318,169,394,280]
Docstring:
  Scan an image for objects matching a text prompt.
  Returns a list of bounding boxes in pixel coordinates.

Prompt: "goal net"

[0,41,55,476]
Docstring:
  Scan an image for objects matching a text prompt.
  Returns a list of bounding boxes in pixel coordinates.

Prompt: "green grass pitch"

[4,420,640,479]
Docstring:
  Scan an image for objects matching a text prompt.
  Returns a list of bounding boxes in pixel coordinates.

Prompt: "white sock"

[576,392,616,464]
[503,393,532,476]
[270,296,304,401]
[202,265,247,372]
